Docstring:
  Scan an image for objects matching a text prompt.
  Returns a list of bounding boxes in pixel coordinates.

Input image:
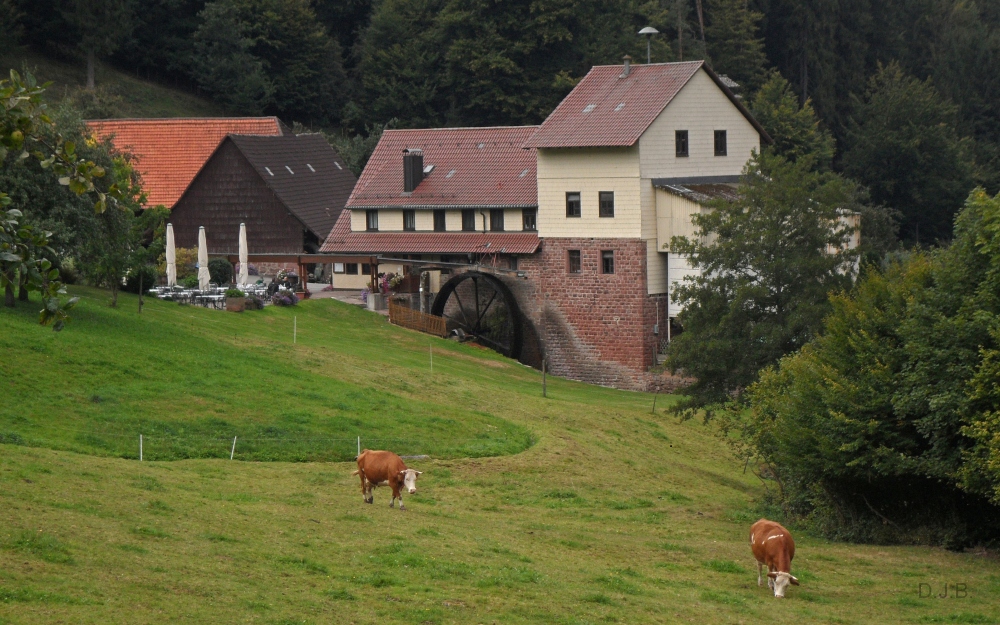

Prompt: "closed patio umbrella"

[197,226,210,290]
[165,223,176,287]
[238,223,248,287]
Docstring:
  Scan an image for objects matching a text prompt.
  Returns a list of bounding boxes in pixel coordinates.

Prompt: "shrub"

[180,275,199,288]
[58,258,79,285]
[163,247,199,279]
[123,264,159,294]
[245,294,265,310]
[271,291,299,307]
[224,288,244,298]
[208,258,233,285]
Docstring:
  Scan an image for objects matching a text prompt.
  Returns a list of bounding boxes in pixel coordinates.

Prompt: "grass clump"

[703,559,747,574]
[3,530,74,564]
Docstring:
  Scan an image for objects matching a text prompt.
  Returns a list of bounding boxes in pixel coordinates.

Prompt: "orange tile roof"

[85,117,286,208]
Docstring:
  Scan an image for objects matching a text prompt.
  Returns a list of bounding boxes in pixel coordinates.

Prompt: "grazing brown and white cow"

[352,449,422,510]
[749,518,800,598]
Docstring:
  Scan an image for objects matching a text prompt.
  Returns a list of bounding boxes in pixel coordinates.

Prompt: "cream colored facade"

[654,189,708,317]
[536,67,760,304]
[349,207,531,233]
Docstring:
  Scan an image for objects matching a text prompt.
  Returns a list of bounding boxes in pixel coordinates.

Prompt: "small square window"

[361,263,371,275]
[568,250,581,273]
[599,191,614,218]
[366,210,378,231]
[403,209,415,231]
[462,209,476,231]
[433,209,446,231]
[566,192,581,218]
[333,263,345,273]
[522,208,537,231]
[675,130,689,157]
[345,263,359,275]
[602,250,615,274]
[714,130,727,156]
[490,209,505,231]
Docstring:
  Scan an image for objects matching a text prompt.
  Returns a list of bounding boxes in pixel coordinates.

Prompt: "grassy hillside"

[0,49,223,118]
[1,289,999,624]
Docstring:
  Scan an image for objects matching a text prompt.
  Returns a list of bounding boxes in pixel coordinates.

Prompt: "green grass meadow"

[1,288,999,624]
[1,50,223,118]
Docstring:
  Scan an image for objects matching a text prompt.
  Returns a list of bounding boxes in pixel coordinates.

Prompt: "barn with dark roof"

[169,133,356,257]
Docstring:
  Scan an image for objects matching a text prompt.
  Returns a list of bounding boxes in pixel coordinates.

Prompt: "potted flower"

[225,288,246,312]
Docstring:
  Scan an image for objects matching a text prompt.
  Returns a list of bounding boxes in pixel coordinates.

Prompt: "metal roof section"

[655,182,740,203]
[523,61,771,148]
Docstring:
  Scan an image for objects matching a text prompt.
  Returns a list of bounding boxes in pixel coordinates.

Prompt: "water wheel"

[431,271,523,359]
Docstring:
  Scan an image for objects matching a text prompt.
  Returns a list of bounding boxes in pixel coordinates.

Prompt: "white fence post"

[230,436,237,460]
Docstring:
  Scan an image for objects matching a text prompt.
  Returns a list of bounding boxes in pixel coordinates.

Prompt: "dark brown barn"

[170,133,356,254]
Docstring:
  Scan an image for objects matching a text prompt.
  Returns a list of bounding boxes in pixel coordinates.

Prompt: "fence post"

[230,436,237,460]
[140,434,143,462]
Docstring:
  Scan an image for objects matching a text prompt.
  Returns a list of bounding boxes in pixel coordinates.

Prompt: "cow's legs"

[398,493,405,511]
[757,561,763,587]
[767,565,775,590]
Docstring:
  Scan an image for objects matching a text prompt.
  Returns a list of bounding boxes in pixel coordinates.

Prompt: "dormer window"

[366,210,378,232]
[676,130,689,157]
[714,130,727,156]
[433,209,446,231]
[403,209,415,231]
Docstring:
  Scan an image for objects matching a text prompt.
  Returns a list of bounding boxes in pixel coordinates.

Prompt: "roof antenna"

[638,27,659,64]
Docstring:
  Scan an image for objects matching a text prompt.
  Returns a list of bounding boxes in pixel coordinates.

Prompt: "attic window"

[614,102,625,112]
[265,167,274,176]
[446,169,456,178]
[307,164,316,172]
[583,104,596,113]
[423,164,435,174]
[519,168,529,178]
[285,166,295,174]
[334,162,343,170]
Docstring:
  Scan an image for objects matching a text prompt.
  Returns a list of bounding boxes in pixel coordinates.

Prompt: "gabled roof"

[85,117,287,207]
[523,61,770,148]
[347,126,538,209]
[320,211,540,255]
[199,133,356,239]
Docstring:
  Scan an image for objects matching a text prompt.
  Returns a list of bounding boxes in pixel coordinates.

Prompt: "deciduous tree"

[666,151,859,413]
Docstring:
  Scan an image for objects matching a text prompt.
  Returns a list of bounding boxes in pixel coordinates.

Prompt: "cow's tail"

[351,470,360,476]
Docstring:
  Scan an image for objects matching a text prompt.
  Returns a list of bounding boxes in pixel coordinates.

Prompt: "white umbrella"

[165,223,176,287]
[197,226,211,290]
[238,223,248,287]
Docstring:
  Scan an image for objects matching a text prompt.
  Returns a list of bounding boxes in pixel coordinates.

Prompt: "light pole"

[639,26,660,64]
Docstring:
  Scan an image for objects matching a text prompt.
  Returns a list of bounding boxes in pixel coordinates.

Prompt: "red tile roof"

[86,117,286,207]
[321,210,539,255]
[347,126,538,209]
[524,61,770,148]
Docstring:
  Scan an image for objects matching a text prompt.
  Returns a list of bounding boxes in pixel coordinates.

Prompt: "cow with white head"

[353,449,422,510]
[749,518,800,598]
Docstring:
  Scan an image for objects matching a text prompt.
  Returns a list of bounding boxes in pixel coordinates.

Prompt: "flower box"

[226,297,246,312]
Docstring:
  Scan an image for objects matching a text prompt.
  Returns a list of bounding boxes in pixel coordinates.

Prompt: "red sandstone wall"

[511,238,684,391]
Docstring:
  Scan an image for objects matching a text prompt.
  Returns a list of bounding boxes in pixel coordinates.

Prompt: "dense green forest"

[5,0,998,243]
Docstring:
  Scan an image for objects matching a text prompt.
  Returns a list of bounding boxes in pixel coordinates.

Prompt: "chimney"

[403,148,424,193]
[621,55,632,78]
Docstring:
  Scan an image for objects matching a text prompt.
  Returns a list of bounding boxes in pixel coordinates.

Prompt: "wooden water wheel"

[430,271,523,359]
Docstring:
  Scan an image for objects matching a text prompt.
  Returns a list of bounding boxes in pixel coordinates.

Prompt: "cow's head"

[399,469,422,494]
[767,571,799,598]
